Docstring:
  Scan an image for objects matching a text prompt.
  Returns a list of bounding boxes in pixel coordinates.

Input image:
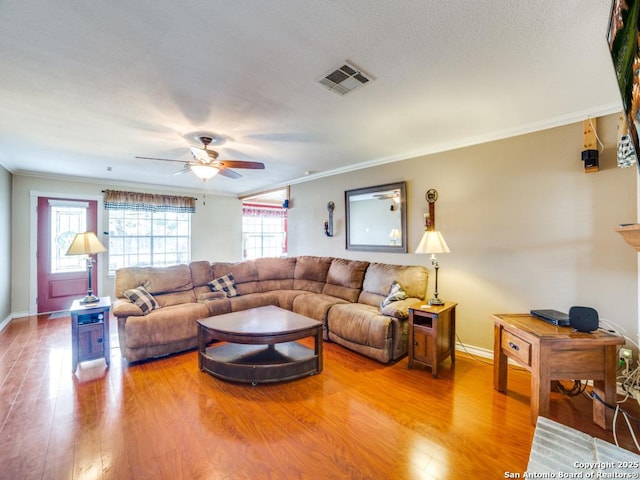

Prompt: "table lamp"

[415,230,450,305]
[65,231,107,304]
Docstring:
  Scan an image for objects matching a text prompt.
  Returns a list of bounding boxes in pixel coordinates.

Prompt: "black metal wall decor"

[325,201,335,237]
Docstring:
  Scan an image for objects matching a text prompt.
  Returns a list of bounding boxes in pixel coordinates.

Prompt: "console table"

[492,313,624,430]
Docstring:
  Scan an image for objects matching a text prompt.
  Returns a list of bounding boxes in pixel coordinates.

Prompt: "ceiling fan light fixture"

[190,164,219,181]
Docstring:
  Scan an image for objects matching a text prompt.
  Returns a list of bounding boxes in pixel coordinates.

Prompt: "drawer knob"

[508,341,519,351]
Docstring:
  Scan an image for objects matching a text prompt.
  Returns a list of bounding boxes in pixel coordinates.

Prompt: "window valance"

[242,204,287,218]
[103,190,196,213]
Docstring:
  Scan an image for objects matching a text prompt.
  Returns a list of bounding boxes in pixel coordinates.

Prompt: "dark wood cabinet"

[70,296,110,373]
[408,302,457,378]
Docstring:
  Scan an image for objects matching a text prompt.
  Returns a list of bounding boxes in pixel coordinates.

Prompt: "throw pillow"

[124,286,159,315]
[208,273,239,298]
[380,280,408,308]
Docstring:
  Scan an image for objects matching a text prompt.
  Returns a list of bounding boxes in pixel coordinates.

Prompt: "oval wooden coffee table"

[197,305,323,385]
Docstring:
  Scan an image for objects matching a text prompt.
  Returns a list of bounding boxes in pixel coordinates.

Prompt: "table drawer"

[501,330,531,366]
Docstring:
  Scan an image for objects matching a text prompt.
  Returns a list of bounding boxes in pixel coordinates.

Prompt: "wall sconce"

[581,118,600,173]
[324,201,335,237]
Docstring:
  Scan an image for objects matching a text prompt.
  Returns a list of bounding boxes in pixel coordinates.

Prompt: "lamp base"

[428,297,444,306]
[80,295,100,305]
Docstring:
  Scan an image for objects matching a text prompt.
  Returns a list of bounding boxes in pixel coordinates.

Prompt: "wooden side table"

[70,296,111,373]
[408,301,457,378]
[492,313,624,430]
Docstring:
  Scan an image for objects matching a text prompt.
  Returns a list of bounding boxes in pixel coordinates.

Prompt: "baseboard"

[0,311,30,334]
[0,314,12,333]
[455,342,493,360]
[455,342,523,367]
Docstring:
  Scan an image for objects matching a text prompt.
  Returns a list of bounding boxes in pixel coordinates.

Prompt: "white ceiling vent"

[318,62,373,96]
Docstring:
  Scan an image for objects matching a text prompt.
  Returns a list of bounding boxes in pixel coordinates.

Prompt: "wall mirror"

[345,181,407,253]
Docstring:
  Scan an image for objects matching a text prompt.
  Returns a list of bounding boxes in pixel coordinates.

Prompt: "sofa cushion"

[359,263,429,307]
[190,260,214,287]
[123,303,209,349]
[380,298,419,319]
[115,264,193,298]
[292,293,348,325]
[271,290,311,311]
[209,273,239,297]
[322,258,369,302]
[381,281,408,308]
[204,297,232,316]
[293,256,333,293]
[229,292,279,312]
[213,261,262,295]
[327,303,391,350]
[124,286,159,315]
[255,257,296,291]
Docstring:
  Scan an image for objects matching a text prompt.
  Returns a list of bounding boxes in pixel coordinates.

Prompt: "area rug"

[527,416,640,476]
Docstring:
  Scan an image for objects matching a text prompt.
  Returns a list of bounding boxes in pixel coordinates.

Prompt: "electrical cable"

[557,380,587,397]
[588,116,605,153]
[592,390,640,452]
[454,333,494,366]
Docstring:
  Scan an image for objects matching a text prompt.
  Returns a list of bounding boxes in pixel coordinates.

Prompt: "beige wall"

[6,114,639,352]
[288,114,638,351]
[0,165,11,325]
[10,176,241,314]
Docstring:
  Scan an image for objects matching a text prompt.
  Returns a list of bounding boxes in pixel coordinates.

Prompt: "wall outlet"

[619,347,633,361]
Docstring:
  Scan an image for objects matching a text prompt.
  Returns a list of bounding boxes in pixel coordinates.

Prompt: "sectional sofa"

[112,256,429,364]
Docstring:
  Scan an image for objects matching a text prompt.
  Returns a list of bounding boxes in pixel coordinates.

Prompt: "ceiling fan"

[136,136,265,182]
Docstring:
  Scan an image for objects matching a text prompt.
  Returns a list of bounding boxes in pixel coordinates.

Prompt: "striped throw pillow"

[208,273,239,298]
[124,286,159,315]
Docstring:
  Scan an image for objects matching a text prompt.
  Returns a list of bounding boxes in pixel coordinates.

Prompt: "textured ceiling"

[0,1,622,196]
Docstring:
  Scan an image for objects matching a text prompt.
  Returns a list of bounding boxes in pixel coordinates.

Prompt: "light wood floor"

[1,314,638,480]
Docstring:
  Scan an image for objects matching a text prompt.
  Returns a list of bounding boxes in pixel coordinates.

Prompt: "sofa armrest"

[196,291,227,302]
[380,298,423,319]
[112,298,144,317]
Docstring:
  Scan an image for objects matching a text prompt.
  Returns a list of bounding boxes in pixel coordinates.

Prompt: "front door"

[37,197,99,313]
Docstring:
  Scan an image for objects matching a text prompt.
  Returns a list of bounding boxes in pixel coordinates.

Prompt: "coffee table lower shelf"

[200,341,320,385]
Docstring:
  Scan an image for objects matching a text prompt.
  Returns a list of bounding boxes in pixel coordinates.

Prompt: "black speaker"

[569,306,599,332]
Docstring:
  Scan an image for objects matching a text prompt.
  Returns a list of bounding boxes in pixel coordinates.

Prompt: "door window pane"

[51,205,87,273]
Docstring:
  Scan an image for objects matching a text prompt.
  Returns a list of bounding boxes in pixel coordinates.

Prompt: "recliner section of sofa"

[113,256,428,364]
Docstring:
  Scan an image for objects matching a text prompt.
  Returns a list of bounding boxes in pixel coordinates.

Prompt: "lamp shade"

[415,230,450,254]
[65,232,107,256]
[190,164,219,181]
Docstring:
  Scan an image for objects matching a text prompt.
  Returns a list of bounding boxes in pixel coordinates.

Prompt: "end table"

[70,296,111,373]
[408,301,457,378]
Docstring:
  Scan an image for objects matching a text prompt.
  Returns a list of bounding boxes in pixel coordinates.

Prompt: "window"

[242,204,287,260]
[107,210,191,275]
[49,200,88,273]
[103,190,196,275]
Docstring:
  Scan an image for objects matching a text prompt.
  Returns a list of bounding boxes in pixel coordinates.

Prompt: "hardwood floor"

[1,314,638,480]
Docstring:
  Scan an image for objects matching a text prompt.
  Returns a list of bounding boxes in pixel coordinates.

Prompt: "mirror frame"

[345,181,407,253]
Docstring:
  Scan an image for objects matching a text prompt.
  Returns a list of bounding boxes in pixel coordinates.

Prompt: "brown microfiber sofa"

[112,256,429,364]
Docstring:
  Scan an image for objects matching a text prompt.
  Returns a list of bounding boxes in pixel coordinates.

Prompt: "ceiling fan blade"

[190,147,212,163]
[173,165,191,175]
[218,168,242,179]
[218,160,265,170]
[135,156,186,164]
